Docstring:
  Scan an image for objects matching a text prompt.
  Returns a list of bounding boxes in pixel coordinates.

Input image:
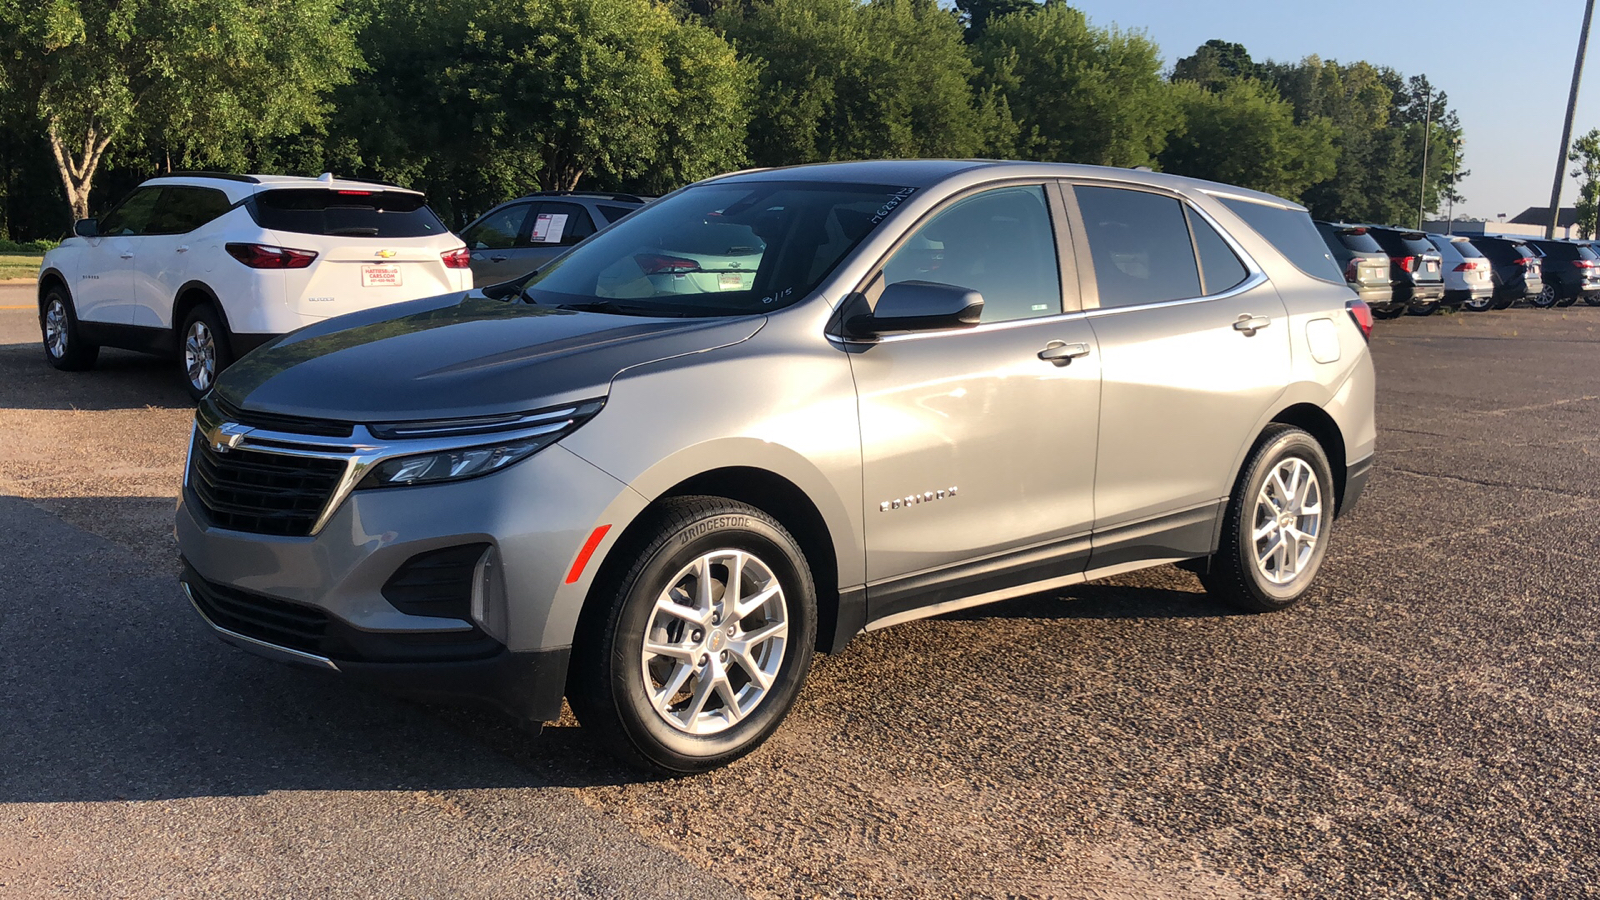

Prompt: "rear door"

[132,186,235,329]
[1069,183,1290,566]
[460,201,534,284]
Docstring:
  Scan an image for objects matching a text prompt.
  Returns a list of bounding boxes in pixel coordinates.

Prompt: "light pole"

[1417,86,1434,230]
[1547,0,1596,239]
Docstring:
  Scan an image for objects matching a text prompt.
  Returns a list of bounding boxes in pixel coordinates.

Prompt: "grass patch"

[0,253,43,281]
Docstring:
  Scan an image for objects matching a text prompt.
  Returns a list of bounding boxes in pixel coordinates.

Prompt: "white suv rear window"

[250,189,447,238]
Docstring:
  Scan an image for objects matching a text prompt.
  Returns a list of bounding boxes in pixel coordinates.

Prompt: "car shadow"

[0,344,192,411]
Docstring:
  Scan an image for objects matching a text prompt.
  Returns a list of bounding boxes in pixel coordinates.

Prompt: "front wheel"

[568,497,817,774]
[1200,425,1335,613]
[180,305,234,399]
[40,288,100,371]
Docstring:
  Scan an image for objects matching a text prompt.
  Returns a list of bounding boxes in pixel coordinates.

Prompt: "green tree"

[1570,128,1600,239]
[1160,78,1336,201]
[1170,39,1261,91]
[973,3,1173,167]
[333,0,753,223]
[716,0,1005,167]
[0,0,361,224]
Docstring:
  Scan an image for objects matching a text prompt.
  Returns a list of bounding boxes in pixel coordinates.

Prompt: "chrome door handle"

[1233,315,1271,336]
[1038,341,1091,366]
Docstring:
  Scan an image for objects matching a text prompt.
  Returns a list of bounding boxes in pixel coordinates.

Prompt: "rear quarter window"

[249,189,447,238]
[1218,198,1341,282]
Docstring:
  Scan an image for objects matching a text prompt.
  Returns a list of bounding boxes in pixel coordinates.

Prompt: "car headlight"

[356,400,603,490]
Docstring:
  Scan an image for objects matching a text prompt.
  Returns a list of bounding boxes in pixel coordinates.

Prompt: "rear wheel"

[1462,295,1493,312]
[40,287,100,371]
[1531,284,1559,308]
[1200,425,1334,613]
[1406,301,1439,316]
[180,304,234,399]
[568,497,817,774]
[1371,305,1406,320]
[1585,294,1600,307]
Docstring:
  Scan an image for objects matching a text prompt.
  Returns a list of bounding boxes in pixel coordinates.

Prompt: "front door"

[75,186,163,325]
[849,184,1102,623]
[133,185,235,329]
[1066,184,1291,567]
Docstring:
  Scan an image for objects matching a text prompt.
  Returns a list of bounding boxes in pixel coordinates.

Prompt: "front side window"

[461,203,531,250]
[879,184,1061,323]
[522,181,913,316]
[1075,186,1201,308]
[98,187,164,236]
[528,202,597,246]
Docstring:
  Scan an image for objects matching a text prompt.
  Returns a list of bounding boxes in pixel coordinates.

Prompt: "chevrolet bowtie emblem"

[211,422,253,454]
[377,249,398,259]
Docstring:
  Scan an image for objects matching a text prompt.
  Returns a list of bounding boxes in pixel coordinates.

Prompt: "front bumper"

[176,441,644,722]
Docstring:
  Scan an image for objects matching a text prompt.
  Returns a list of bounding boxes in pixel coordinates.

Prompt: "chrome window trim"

[836,307,1093,346]
[190,404,592,537]
[1082,270,1270,320]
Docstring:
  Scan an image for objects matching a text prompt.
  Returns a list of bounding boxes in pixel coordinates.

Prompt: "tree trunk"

[47,117,114,225]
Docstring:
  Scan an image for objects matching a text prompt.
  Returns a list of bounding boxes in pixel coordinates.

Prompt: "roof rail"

[158,171,262,184]
[527,190,649,203]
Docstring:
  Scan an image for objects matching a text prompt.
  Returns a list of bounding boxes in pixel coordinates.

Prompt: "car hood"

[214,292,765,422]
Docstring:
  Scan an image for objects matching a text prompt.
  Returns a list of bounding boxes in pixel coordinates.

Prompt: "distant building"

[1424,207,1583,240]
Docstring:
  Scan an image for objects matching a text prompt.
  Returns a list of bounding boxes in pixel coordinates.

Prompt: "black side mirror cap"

[73,218,98,238]
[847,280,983,337]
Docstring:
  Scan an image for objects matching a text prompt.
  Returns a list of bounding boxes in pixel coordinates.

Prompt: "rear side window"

[1218,197,1341,282]
[250,189,447,238]
[599,204,639,223]
[530,202,597,246]
[1075,186,1201,307]
[148,187,234,235]
[1187,209,1248,294]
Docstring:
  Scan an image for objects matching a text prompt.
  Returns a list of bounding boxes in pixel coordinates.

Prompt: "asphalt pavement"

[1,283,1598,898]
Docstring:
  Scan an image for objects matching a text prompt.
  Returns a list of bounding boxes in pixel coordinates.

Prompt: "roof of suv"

[144,172,419,196]
[706,159,1305,211]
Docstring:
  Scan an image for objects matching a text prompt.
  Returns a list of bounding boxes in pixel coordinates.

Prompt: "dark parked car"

[1315,221,1395,313]
[1464,235,1543,309]
[1364,226,1445,317]
[458,191,649,284]
[1524,239,1600,307]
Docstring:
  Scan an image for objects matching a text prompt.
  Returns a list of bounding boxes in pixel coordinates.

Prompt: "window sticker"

[530,213,569,244]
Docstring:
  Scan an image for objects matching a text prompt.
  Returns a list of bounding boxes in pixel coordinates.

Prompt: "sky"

[1059,0,1600,221]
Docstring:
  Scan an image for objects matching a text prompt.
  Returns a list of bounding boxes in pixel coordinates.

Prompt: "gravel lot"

[2,281,1598,899]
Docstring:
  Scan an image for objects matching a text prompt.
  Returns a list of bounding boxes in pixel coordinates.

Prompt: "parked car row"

[1315,221,1600,317]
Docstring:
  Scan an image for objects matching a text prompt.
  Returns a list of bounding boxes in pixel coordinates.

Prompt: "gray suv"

[176,161,1377,774]
[457,191,647,285]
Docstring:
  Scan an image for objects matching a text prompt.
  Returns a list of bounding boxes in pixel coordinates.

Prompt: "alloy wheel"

[44,299,68,359]
[1251,457,1323,586]
[639,548,789,736]
[184,320,216,392]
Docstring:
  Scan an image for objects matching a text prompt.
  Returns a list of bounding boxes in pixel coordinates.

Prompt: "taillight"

[1346,298,1373,342]
[1573,259,1597,269]
[1453,261,1481,272]
[1393,255,1415,272]
[441,247,471,269]
[635,254,701,275]
[1344,259,1360,282]
[1516,257,1538,267]
[225,242,317,269]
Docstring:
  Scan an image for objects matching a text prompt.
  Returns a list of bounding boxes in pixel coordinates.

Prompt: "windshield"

[520,181,916,316]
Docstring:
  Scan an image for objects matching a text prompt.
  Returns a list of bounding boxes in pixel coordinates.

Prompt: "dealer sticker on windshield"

[362,265,403,287]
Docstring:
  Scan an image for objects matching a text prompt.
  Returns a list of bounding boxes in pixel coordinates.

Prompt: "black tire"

[1492,291,1518,310]
[39,286,100,371]
[1556,292,1579,308]
[1200,425,1335,613]
[1371,305,1406,320]
[1585,294,1600,307]
[1530,284,1559,309]
[179,304,234,400]
[1462,295,1493,312]
[1406,301,1439,316]
[568,496,818,775]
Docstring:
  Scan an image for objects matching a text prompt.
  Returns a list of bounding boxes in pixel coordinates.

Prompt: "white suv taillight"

[441,247,471,269]
[225,243,317,269]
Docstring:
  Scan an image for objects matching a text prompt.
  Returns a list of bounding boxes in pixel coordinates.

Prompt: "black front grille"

[382,544,490,620]
[188,434,347,536]
[186,570,330,655]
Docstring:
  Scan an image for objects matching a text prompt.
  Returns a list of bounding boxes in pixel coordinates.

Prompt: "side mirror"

[73,218,98,238]
[850,280,983,336]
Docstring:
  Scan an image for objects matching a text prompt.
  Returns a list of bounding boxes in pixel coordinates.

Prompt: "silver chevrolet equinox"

[176,160,1376,773]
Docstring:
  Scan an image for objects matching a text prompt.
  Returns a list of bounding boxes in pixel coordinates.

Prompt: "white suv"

[36,173,473,396]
